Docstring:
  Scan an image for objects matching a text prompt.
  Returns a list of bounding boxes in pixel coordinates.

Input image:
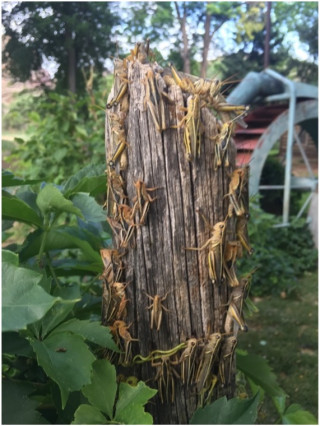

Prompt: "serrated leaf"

[71,193,106,222]
[2,249,19,266]
[52,319,120,352]
[114,381,157,424]
[82,359,117,418]
[36,184,84,218]
[2,380,49,424]
[2,262,59,331]
[190,392,260,424]
[31,331,95,408]
[237,352,286,398]
[282,404,318,425]
[62,163,106,197]
[2,194,43,227]
[72,404,107,424]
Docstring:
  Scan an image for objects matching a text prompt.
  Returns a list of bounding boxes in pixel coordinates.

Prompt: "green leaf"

[36,184,84,219]
[2,193,43,227]
[72,404,107,425]
[56,227,102,263]
[2,380,49,424]
[62,163,106,197]
[282,404,318,425]
[190,392,260,425]
[2,249,19,266]
[2,170,42,187]
[53,259,103,276]
[33,284,81,338]
[114,381,157,424]
[52,319,120,352]
[19,226,102,267]
[2,262,59,331]
[71,193,106,222]
[15,186,41,214]
[82,359,117,419]
[237,352,286,398]
[2,332,34,357]
[31,331,96,408]
[273,394,287,416]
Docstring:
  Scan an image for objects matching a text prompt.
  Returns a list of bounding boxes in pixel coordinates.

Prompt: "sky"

[1,1,318,78]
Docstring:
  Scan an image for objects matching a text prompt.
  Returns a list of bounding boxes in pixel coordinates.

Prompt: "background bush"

[4,75,112,184]
[238,202,318,296]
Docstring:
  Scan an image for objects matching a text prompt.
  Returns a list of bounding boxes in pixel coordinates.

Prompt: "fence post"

[103,42,251,424]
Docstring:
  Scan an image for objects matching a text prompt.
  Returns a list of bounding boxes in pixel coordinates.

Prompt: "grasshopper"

[169,63,195,93]
[176,94,202,161]
[106,169,127,215]
[186,212,227,285]
[110,281,130,321]
[106,59,129,109]
[132,343,187,365]
[226,168,248,217]
[126,41,150,64]
[223,240,242,287]
[107,82,128,109]
[213,115,243,169]
[224,301,248,333]
[108,112,129,170]
[169,66,205,161]
[110,320,138,365]
[179,337,199,385]
[100,248,116,285]
[196,333,222,393]
[194,78,212,97]
[106,217,127,248]
[144,69,162,132]
[145,291,170,331]
[236,214,253,255]
[152,355,180,404]
[133,179,159,225]
[117,203,136,228]
[201,374,218,407]
[100,248,125,285]
[108,136,128,169]
[219,335,237,385]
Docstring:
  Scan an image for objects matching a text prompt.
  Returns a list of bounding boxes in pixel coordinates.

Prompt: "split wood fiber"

[102,43,251,425]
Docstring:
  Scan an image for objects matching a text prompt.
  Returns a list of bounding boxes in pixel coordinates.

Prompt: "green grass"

[237,271,318,423]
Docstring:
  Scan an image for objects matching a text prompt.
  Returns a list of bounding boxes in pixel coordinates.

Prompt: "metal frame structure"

[228,68,318,226]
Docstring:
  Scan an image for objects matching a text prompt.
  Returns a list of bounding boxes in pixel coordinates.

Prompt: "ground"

[237,271,318,423]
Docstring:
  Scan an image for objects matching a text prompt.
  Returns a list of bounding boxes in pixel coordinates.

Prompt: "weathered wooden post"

[102,42,251,424]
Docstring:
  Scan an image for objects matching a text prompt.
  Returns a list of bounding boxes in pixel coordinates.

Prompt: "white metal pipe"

[265,69,296,225]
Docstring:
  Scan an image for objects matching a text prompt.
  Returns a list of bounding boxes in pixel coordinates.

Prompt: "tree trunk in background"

[103,48,249,424]
[66,28,76,93]
[201,13,228,78]
[175,2,191,74]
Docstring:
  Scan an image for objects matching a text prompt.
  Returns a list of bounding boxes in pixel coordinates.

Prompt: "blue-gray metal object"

[227,68,318,226]
[226,71,283,105]
[265,69,296,225]
[249,100,318,218]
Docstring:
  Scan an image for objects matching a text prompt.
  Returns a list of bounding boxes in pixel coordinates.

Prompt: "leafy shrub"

[2,91,39,131]
[4,75,113,184]
[2,168,157,424]
[260,156,303,216]
[238,202,318,296]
